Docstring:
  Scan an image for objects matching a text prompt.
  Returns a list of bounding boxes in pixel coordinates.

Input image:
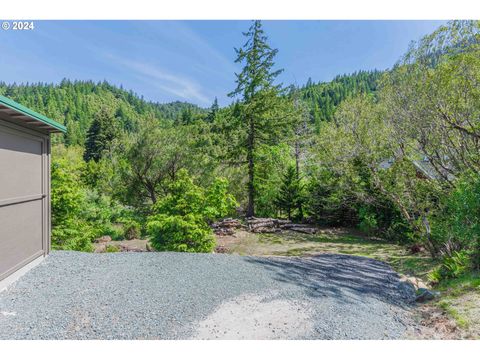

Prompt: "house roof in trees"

[0,94,67,133]
[379,156,455,181]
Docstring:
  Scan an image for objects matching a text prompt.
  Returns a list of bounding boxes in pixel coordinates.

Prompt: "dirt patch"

[405,303,467,339]
[191,293,314,340]
[437,291,480,339]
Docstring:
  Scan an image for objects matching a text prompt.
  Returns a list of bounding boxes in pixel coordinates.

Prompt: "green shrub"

[428,251,471,283]
[51,145,133,250]
[147,214,215,252]
[51,147,95,252]
[433,172,480,269]
[102,223,124,241]
[441,251,471,279]
[357,206,378,235]
[124,220,141,240]
[428,268,443,284]
[146,169,231,253]
[105,244,120,253]
[204,177,238,221]
[51,219,94,252]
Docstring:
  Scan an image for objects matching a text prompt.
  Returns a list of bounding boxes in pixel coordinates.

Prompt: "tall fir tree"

[84,107,119,162]
[229,20,285,217]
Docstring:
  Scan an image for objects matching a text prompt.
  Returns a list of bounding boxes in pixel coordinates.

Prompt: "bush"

[51,219,94,252]
[428,251,471,283]
[51,147,95,252]
[357,206,378,235]
[147,214,215,252]
[51,145,134,250]
[105,244,120,253]
[204,177,237,221]
[102,223,124,241]
[147,169,232,253]
[124,220,141,240]
[432,172,480,269]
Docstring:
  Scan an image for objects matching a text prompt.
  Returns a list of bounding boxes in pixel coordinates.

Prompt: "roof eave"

[0,95,67,133]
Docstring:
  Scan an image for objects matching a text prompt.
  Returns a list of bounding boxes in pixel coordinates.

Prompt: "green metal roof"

[0,94,67,133]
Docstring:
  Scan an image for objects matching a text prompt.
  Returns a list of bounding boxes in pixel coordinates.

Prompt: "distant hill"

[300,70,383,128]
[0,79,207,146]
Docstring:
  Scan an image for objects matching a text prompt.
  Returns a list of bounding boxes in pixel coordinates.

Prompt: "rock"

[407,277,419,288]
[214,245,228,254]
[94,235,112,243]
[118,244,145,252]
[399,275,430,290]
[415,288,439,303]
[417,281,428,289]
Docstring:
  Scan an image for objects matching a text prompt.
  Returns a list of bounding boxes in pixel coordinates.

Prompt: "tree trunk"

[146,182,157,204]
[246,115,255,217]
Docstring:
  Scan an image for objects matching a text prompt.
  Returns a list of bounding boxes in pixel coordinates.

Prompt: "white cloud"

[107,54,211,105]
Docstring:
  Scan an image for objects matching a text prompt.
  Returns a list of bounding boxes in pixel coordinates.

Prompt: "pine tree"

[229,20,285,217]
[179,107,194,125]
[206,97,219,122]
[275,165,304,220]
[84,107,119,162]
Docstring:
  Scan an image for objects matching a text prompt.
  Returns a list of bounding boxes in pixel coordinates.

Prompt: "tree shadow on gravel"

[245,254,415,308]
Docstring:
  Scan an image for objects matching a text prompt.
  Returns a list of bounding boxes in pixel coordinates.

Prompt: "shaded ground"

[0,251,414,340]
[217,229,436,279]
[216,228,480,339]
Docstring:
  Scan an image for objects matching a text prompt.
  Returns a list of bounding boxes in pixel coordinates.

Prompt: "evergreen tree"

[179,107,194,125]
[229,20,285,217]
[84,107,119,162]
[206,97,219,122]
[275,165,304,220]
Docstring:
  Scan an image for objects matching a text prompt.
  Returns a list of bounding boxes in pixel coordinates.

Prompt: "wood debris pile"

[246,217,318,234]
[211,218,245,236]
[212,217,318,236]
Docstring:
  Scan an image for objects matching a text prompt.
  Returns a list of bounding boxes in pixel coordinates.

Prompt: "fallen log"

[211,218,245,236]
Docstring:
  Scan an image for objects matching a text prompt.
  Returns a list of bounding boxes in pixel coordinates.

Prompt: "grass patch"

[256,232,437,281]
[437,272,480,294]
[439,299,470,329]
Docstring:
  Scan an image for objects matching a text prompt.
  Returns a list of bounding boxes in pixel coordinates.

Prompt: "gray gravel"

[0,251,415,339]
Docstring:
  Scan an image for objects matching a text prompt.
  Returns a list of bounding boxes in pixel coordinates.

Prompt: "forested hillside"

[301,70,382,127]
[0,80,206,146]
[0,71,381,146]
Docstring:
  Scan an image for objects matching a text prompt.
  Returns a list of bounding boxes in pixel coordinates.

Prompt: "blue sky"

[0,20,445,107]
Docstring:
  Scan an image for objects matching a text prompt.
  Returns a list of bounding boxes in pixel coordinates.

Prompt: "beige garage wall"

[0,120,50,282]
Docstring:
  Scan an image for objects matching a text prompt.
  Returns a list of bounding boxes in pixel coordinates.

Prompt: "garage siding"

[0,120,50,281]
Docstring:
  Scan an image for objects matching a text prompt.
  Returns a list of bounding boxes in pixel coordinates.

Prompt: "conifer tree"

[84,107,119,162]
[275,165,304,220]
[206,97,219,122]
[229,20,285,217]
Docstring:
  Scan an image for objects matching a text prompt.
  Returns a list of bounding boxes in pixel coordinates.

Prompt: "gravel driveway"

[0,251,415,339]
